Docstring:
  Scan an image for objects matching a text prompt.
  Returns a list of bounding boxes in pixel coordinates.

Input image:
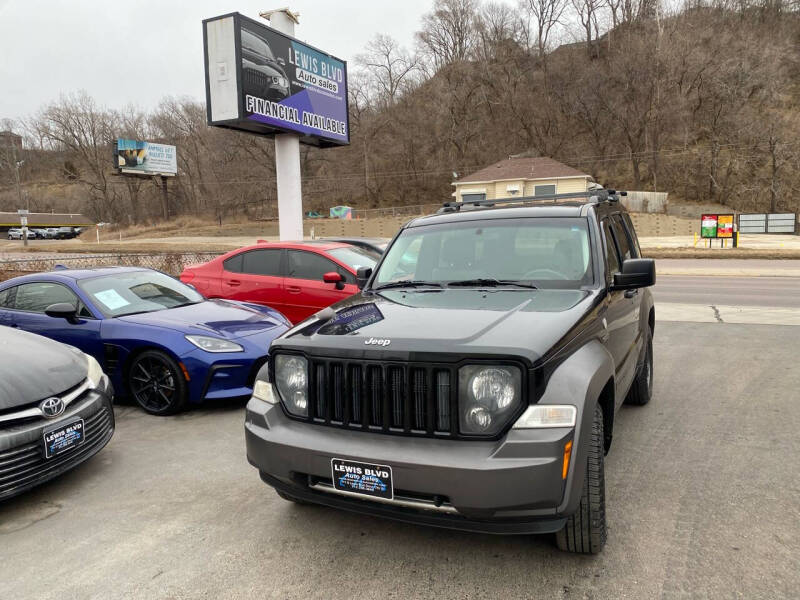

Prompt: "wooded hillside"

[2,0,799,223]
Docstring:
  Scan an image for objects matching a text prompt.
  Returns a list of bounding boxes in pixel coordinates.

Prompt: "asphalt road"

[1,320,798,599]
[655,275,800,308]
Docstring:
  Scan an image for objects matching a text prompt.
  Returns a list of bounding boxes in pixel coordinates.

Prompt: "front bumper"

[245,398,575,535]
[0,383,115,501]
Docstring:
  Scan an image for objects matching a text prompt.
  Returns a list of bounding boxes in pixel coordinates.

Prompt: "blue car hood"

[116,299,284,340]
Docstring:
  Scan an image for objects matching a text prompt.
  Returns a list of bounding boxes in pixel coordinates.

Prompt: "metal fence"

[0,252,222,280]
[738,213,797,234]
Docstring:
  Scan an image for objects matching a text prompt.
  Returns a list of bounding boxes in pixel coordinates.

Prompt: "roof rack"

[438,189,627,213]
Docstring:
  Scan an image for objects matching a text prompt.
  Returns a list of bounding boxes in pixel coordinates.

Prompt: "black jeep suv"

[246,190,655,553]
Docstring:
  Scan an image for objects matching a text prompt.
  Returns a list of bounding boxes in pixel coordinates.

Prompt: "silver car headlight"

[185,335,244,353]
[458,365,521,435]
[274,355,308,417]
[86,354,104,388]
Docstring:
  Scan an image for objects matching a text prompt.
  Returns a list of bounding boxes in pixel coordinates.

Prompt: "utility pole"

[260,8,303,241]
[10,143,28,246]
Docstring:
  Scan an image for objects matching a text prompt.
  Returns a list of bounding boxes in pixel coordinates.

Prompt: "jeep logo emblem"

[364,337,391,347]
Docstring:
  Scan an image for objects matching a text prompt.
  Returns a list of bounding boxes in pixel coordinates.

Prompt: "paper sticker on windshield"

[94,289,130,311]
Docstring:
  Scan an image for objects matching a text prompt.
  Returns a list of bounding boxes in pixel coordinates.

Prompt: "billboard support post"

[263,8,303,242]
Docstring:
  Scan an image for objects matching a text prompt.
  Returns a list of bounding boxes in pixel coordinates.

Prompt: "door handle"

[287,286,302,294]
[624,289,639,298]
[228,280,241,287]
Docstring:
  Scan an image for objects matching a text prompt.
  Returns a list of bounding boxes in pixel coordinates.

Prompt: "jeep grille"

[301,358,457,437]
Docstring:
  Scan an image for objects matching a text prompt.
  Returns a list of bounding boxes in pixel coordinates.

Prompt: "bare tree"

[416,0,479,67]
[522,0,568,59]
[356,35,419,107]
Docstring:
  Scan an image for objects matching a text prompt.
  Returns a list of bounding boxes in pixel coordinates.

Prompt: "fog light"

[466,406,492,431]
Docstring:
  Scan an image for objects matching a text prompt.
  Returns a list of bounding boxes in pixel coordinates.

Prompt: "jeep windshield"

[373,217,593,290]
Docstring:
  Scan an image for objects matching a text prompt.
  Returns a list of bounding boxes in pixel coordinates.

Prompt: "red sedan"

[180,241,378,324]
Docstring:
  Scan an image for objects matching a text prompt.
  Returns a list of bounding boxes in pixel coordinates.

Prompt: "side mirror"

[613,259,655,290]
[277,57,286,67]
[356,266,373,290]
[45,302,80,324]
[323,271,345,290]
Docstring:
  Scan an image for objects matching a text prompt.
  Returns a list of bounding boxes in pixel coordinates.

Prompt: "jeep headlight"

[274,355,308,417]
[458,365,521,435]
[86,354,104,388]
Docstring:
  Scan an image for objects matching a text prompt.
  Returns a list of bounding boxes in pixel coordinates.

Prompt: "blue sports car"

[0,267,290,415]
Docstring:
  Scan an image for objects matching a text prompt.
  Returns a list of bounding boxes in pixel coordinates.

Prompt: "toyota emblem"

[40,397,65,418]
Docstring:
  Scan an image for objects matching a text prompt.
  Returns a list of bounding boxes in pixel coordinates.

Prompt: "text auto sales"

[245,95,347,137]
[333,463,390,479]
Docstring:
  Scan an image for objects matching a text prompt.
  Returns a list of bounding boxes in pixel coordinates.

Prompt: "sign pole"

[263,8,303,242]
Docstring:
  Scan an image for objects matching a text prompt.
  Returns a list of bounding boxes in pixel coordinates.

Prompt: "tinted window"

[610,216,633,262]
[602,220,621,276]
[287,251,339,281]
[328,247,378,272]
[223,254,243,273]
[620,213,641,257]
[0,288,10,308]
[242,249,282,276]
[14,282,79,313]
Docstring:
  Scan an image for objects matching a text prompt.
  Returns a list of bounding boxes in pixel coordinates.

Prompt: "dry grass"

[102,217,277,240]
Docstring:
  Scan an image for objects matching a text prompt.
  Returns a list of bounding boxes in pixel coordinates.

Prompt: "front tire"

[128,350,188,415]
[556,403,607,554]
[625,330,653,406]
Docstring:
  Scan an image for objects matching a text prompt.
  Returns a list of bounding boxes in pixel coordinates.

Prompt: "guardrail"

[0,252,222,280]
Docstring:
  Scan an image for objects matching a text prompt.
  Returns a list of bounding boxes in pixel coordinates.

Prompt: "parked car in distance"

[320,237,389,259]
[0,267,290,415]
[7,228,35,240]
[181,241,379,325]
[55,227,78,239]
[0,326,115,501]
[246,190,655,554]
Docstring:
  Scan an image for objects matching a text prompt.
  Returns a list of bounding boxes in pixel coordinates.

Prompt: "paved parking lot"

[2,319,798,599]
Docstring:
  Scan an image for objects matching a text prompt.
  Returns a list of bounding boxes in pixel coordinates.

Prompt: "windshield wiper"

[373,280,444,291]
[446,278,538,290]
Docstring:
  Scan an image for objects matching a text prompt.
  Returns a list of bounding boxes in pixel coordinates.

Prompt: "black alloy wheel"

[128,350,188,415]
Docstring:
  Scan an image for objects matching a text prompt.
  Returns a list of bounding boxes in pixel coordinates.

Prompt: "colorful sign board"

[115,139,177,176]
[701,214,735,238]
[203,12,349,147]
[717,214,734,238]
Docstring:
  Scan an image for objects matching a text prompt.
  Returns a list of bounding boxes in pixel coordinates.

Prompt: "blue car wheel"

[129,350,188,415]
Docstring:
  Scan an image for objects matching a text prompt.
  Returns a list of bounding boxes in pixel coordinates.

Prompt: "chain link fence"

[0,252,223,282]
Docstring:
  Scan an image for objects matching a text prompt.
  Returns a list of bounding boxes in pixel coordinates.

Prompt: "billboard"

[701,214,734,238]
[115,139,177,176]
[203,13,349,147]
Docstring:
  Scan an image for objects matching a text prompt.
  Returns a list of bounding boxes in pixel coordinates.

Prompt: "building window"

[461,193,486,202]
[534,184,556,197]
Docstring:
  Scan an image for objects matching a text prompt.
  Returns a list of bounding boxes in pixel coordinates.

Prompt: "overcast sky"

[0,0,432,122]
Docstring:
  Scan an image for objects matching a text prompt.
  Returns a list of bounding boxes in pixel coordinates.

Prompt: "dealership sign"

[115,139,177,176]
[203,12,349,147]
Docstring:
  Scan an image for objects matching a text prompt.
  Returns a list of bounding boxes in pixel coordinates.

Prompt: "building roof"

[0,212,94,227]
[455,157,590,184]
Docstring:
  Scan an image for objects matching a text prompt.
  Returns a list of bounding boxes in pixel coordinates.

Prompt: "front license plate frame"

[43,418,85,459]
[331,458,393,500]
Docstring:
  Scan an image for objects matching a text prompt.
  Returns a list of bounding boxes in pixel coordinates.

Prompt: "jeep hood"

[278,288,601,366]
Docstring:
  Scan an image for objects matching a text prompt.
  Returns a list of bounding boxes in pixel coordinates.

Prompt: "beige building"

[452,157,592,202]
